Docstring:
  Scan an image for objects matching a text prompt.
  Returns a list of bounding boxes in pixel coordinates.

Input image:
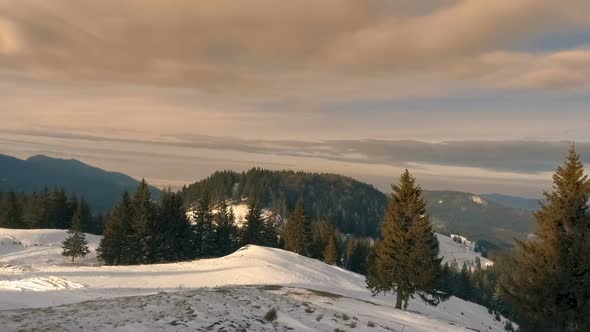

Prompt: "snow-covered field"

[0,228,508,331]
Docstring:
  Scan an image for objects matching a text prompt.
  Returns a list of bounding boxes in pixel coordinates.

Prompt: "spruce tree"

[192,191,214,257]
[324,234,339,265]
[366,170,441,310]
[62,211,90,263]
[213,201,239,256]
[242,199,265,245]
[97,192,134,265]
[156,189,193,262]
[131,179,157,263]
[283,200,312,256]
[261,211,280,247]
[500,148,590,330]
[0,191,24,228]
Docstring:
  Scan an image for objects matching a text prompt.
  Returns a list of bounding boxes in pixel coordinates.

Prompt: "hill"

[0,154,159,210]
[0,228,511,331]
[182,168,536,248]
[481,193,542,211]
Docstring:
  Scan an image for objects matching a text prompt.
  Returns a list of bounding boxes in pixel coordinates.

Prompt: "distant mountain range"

[0,154,538,249]
[0,154,160,210]
[480,193,542,211]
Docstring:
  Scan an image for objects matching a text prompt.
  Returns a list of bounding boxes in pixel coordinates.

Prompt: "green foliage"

[191,191,215,258]
[61,222,90,263]
[282,200,312,256]
[0,191,24,228]
[213,200,240,256]
[181,168,385,236]
[500,148,590,331]
[367,170,441,310]
[242,199,265,246]
[323,235,339,265]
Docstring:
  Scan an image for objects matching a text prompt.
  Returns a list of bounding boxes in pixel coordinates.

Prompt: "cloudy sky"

[1,1,590,196]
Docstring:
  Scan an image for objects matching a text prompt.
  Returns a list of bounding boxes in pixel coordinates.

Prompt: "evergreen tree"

[192,191,214,257]
[62,212,90,263]
[97,192,134,265]
[324,234,339,265]
[76,197,93,234]
[242,199,265,245]
[51,188,70,229]
[156,189,193,262]
[131,179,157,263]
[311,220,338,260]
[261,211,280,247]
[500,148,590,331]
[0,191,24,228]
[213,201,239,256]
[366,170,442,310]
[282,200,312,256]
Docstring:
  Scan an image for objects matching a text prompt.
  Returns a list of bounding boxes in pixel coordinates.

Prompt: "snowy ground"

[0,228,509,331]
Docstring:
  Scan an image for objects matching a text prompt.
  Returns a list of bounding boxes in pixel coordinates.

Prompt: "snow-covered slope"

[437,233,493,268]
[0,228,509,331]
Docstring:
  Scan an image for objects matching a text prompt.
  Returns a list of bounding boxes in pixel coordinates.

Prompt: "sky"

[1,1,590,197]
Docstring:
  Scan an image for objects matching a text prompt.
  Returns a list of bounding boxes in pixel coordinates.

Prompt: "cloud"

[1,0,590,98]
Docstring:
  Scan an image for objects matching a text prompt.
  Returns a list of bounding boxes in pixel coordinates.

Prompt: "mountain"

[480,193,542,211]
[423,191,536,249]
[0,228,512,331]
[182,168,536,248]
[0,154,159,210]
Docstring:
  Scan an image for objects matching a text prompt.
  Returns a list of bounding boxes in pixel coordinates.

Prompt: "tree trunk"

[395,288,403,309]
[72,256,75,263]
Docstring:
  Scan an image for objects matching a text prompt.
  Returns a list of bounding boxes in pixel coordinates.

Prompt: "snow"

[187,202,277,228]
[437,234,493,268]
[470,196,488,206]
[0,228,509,331]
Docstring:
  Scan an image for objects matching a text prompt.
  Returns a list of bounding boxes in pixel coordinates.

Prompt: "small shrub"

[316,314,324,322]
[305,307,315,314]
[349,321,357,328]
[367,321,376,328]
[342,313,350,321]
[264,308,278,322]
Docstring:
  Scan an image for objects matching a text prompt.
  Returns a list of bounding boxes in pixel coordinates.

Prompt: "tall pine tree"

[192,191,214,257]
[500,147,590,331]
[97,192,134,265]
[131,179,157,264]
[282,200,312,256]
[367,170,441,310]
[242,199,265,246]
[156,189,193,262]
[213,200,239,256]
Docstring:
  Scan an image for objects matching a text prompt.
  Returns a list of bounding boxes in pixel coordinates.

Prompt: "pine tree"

[76,197,93,234]
[62,211,90,263]
[366,170,441,310]
[261,211,280,247]
[51,188,70,229]
[97,192,134,265]
[324,234,339,265]
[213,201,239,256]
[192,191,214,257]
[0,191,24,228]
[131,179,157,263]
[242,199,265,245]
[156,189,193,262]
[500,148,590,331]
[282,200,312,256]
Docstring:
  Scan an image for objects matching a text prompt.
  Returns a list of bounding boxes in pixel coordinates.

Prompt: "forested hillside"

[0,154,159,210]
[181,168,536,246]
[181,168,386,236]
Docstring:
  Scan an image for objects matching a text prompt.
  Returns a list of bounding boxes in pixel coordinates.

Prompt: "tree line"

[0,187,102,234]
